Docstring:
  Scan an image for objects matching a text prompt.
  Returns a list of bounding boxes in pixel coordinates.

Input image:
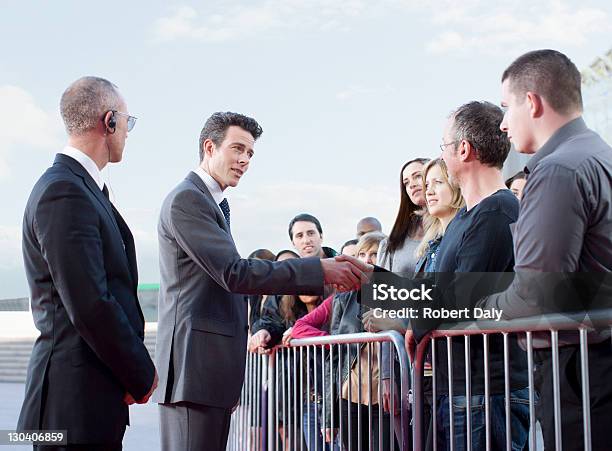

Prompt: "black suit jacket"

[17,154,156,444]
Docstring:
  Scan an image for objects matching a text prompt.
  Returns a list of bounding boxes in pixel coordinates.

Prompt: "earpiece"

[106,111,116,134]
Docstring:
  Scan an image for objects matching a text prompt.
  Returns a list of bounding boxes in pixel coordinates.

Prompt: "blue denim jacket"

[415,236,442,273]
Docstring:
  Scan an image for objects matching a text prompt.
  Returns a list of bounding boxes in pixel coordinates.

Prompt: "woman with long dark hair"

[378,158,429,274]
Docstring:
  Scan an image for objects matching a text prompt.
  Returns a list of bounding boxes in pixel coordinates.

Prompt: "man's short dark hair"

[452,101,511,169]
[199,112,263,161]
[502,49,583,115]
[340,239,358,253]
[288,213,323,240]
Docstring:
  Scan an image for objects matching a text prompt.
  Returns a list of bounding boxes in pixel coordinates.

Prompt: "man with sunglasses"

[17,76,157,451]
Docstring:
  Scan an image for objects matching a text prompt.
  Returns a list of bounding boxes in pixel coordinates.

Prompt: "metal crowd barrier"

[409,309,612,451]
[228,331,412,451]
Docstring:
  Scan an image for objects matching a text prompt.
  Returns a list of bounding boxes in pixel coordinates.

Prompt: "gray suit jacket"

[154,172,324,408]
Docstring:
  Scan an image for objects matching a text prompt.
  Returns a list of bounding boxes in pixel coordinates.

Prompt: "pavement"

[0,383,160,450]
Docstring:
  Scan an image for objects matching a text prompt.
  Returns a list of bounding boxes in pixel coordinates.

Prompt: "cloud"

[153,1,610,57]
[152,1,404,42]
[0,85,62,179]
[426,0,611,55]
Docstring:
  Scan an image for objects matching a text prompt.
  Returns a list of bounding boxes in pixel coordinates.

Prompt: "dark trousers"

[159,402,232,451]
[34,446,121,451]
[535,340,612,451]
[340,400,392,450]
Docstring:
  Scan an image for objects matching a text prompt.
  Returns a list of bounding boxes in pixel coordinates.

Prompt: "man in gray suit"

[154,112,370,451]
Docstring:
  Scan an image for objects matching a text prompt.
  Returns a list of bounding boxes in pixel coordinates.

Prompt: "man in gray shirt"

[480,49,612,450]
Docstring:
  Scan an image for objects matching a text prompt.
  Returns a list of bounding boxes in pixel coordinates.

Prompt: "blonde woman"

[415,158,464,273]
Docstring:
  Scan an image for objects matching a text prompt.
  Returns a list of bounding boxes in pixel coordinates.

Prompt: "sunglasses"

[111,110,137,132]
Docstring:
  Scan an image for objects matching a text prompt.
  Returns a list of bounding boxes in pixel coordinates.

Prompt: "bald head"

[60,76,122,136]
[356,217,382,238]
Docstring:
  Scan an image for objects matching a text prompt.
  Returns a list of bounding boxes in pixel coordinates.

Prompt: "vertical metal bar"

[248,352,254,451]
[432,338,437,451]
[339,343,344,450]
[390,342,395,451]
[358,344,362,451]
[368,343,373,451]
[314,346,319,451]
[526,332,536,451]
[262,354,268,451]
[483,334,491,451]
[239,353,245,450]
[378,342,383,451]
[503,333,511,451]
[465,335,472,451]
[307,345,311,451]
[256,354,261,451]
[300,347,304,451]
[579,328,592,451]
[551,330,562,451]
[282,348,287,451]
[275,350,279,451]
[330,344,336,449]
[447,337,454,451]
[252,351,256,450]
[259,354,264,451]
[294,347,298,451]
[245,351,251,450]
[348,343,353,451]
[322,345,327,451]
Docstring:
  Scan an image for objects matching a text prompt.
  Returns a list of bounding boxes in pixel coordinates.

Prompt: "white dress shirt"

[193,167,226,215]
[59,146,105,191]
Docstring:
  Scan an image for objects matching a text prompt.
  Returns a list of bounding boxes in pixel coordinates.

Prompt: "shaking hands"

[321,254,373,293]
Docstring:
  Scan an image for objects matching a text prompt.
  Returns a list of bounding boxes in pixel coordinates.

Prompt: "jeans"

[302,401,340,451]
[437,388,530,451]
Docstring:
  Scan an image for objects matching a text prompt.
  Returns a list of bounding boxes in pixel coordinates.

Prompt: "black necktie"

[219,198,230,227]
[102,184,110,200]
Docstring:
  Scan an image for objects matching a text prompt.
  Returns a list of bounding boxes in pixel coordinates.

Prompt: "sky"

[1,0,611,298]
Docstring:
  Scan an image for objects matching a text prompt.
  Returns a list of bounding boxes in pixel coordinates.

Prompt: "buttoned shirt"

[193,167,226,216]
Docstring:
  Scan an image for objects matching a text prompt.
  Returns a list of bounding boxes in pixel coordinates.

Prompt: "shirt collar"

[194,166,225,205]
[59,146,105,190]
[524,116,588,176]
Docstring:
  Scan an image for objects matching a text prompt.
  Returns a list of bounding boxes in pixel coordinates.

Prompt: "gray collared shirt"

[516,117,612,273]
[482,117,612,324]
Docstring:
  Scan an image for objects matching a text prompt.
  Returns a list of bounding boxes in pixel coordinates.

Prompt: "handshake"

[321,254,373,293]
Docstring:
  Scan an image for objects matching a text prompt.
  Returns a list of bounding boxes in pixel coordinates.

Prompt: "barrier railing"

[228,331,412,451]
[409,309,612,451]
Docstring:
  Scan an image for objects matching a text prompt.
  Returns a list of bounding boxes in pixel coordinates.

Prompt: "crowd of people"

[15,48,612,451]
[243,49,612,451]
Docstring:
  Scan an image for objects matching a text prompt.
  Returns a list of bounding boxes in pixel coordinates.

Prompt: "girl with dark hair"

[378,158,430,274]
[246,248,277,329]
[275,249,300,261]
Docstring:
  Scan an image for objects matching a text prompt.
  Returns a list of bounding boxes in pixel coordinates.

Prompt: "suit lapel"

[54,154,123,239]
[54,154,140,298]
[186,171,233,238]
